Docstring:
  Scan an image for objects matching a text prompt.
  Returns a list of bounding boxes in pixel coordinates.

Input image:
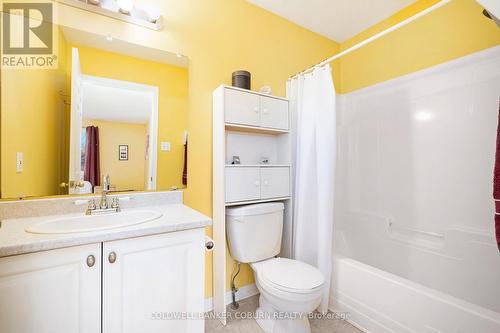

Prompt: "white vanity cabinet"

[0,229,205,333]
[103,229,205,333]
[0,244,101,333]
[224,87,289,130]
[225,166,290,203]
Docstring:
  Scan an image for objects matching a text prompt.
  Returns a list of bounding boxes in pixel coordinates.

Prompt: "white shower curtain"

[288,65,336,313]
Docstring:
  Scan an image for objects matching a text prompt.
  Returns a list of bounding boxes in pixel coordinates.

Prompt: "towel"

[493,99,500,252]
[182,140,188,186]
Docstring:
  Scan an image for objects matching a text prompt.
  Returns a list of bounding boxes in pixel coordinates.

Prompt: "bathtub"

[332,47,500,333]
[331,214,500,333]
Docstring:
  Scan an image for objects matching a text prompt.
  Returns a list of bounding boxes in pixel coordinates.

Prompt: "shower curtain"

[288,65,336,313]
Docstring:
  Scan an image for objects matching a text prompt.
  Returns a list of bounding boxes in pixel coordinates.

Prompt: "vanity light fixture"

[57,0,163,31]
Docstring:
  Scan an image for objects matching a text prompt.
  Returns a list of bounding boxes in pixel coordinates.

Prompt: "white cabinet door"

[225,167,261,202]
[103,229,205,333]
[260,96,289,130]
[260,167,290,199]
[224,88,261,127]
[0,244,101,333]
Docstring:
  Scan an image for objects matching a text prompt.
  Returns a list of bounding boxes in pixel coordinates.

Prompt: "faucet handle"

[86,199,97,215]
[111,197,120,209]
[88,199,96,210]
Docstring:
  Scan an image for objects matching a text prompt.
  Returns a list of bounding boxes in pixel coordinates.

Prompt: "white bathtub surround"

[333,46,500,332]
[288,64,337,313]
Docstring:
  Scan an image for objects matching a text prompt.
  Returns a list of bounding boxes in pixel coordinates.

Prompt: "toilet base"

[255,295,312,333]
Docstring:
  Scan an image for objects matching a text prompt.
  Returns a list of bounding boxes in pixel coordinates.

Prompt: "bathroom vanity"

[0,192,211,333]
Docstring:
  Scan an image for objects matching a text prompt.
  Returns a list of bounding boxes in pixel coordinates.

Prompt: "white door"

[0,244,101,333]
[103,229,205,333]
[260,167,290,199]
[225,166,261,202]
[224,88,261,127]
[68,47,84,194]
[260,96,289,130]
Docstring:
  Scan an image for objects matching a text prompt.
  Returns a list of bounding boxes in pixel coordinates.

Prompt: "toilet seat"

[252,258,324,294]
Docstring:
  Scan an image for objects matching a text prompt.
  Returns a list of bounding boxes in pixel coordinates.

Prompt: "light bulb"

[143,4,161,23]
[116,0,134,14]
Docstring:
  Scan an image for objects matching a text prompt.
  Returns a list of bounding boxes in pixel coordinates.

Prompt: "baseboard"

[205,283,259,312]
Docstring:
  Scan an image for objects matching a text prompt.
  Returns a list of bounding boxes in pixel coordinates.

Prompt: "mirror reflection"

[1,25,189,199]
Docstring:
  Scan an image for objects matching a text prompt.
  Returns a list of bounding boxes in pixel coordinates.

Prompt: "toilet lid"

[261,258,324,291]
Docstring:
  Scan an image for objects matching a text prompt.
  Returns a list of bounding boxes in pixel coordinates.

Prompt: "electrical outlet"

[16,152,23,173]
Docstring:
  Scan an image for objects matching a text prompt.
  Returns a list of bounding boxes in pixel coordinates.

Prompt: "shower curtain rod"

[288,0,451,80]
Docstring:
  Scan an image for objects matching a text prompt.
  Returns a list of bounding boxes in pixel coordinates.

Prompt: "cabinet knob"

[253,106,260,113]
[108,251,117,264]
[263,180,269,186]
[262,108,269,114]
[86,255,95,267]
[254,180,260,186]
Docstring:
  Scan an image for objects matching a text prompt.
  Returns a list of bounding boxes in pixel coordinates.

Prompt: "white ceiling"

[82,79,153,124]
[247,0,416,42]
[62,26,188,68]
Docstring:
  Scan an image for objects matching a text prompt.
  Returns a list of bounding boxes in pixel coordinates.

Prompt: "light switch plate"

[160,142,171,152]
[16,152,23,173]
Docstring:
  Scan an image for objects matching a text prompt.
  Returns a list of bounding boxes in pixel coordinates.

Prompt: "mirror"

[1,24,189,200]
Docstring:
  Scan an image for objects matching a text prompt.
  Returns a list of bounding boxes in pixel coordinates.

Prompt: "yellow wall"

[83,119,147,191]
[1,27,68,198]
[71,44,189,191]
[338,0,500,93]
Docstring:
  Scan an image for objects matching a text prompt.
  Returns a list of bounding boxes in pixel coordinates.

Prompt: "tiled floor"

[205,295,363,333]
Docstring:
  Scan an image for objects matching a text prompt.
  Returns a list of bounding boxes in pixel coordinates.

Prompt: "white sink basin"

[25,210,163,234]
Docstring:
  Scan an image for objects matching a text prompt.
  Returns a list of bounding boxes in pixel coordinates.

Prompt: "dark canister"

[232,70,251,90]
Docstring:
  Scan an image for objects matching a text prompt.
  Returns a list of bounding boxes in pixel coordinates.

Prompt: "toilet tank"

[226,203,284,263]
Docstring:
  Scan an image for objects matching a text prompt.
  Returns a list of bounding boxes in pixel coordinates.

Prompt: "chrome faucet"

[100,175,111,209]
[85,175,120,215]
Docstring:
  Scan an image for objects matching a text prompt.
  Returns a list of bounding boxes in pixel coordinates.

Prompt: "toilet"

[226,203,324,333]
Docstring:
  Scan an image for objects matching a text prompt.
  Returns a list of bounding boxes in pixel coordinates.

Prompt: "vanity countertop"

[0,204,212,258]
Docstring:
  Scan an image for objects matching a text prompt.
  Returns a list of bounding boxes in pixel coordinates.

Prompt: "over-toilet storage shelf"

[224,123,289,135]
[212,85,293,324]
